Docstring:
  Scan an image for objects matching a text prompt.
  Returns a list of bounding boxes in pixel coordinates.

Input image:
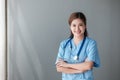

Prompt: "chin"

[75,34,84,37]
[74,35,81,37]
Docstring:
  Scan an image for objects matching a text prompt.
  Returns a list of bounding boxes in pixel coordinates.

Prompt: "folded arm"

[56,59,93,74]
[56,65,84,74]
[66,61,93,71]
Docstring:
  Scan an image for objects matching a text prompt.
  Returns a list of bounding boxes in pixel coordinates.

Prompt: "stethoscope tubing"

[63,37,86,60]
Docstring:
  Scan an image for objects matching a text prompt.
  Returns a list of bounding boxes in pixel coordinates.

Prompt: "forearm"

[56,66,84,74]
[56,59,93,73]
[67,61,93,71]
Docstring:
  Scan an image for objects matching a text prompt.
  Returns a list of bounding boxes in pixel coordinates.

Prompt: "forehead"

[71,18,84,24]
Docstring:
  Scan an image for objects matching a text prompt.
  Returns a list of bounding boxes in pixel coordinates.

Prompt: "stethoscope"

[63,37,86,61]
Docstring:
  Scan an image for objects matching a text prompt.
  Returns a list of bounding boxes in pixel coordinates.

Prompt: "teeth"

[74,31,81,34]
[76,31,81,34]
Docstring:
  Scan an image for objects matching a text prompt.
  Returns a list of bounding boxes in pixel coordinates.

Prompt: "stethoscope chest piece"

[64,37,86,61]
[73,56,78,60]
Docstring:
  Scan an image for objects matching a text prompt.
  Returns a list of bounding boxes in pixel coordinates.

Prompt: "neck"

[74,35,84,41]
[73,35,84,45]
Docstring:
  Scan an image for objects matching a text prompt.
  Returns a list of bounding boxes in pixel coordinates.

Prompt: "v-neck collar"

[71,38,84,50]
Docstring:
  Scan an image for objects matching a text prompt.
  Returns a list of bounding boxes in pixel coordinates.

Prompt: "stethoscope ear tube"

[63,37,86,60]
[77,37,86,57]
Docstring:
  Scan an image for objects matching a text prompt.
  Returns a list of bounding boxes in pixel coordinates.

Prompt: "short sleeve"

[87,40,100,67]
[55,41,65,64]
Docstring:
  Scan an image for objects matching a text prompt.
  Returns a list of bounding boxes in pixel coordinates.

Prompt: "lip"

[75,31,81,34]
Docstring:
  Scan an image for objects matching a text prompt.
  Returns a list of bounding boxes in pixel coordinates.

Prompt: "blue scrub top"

[55,37,100,80]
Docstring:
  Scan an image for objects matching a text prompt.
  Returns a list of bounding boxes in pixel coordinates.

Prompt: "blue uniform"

[55,37,100,80]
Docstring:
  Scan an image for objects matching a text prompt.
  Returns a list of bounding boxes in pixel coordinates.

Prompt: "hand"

[56,65,63,72]
[85,58,89,62]
[56,59,68,68]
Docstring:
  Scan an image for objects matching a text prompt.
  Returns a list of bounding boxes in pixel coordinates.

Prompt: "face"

[70,18,86,38]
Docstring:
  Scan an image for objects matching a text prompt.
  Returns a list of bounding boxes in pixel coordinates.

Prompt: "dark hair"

[68,12,88,38]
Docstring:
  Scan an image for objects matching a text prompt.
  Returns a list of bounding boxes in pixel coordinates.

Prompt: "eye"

[73,24,76,27]
[79,23,83,26]
[80,24,83,26]
[79,23,85,27]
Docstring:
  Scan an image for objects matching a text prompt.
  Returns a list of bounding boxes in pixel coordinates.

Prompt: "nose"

[75,26,80,31]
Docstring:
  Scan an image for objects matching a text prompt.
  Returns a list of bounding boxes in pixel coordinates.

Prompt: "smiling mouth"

[75,31,81,34]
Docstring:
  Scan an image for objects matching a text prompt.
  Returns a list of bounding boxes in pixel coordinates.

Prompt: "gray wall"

[8,0,120,80]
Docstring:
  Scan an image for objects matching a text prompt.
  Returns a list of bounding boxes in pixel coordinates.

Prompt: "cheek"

[82,26,86,30]
[70,26,74,31]
[80,27,86,33]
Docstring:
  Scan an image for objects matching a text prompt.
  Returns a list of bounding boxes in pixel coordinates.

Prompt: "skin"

[56,18,94,74]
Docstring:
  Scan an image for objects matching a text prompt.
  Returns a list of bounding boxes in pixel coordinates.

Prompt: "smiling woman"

[55,12,100,80]
[0,0,6,80]
[6,0,120,80]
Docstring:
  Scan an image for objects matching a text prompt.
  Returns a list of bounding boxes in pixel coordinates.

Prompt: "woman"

[55,12,100,80]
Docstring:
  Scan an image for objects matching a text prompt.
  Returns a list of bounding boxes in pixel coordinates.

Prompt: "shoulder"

[59,38,71,48]
[86,37,98,49]
[85,37,98,52]
[86,37,97,45]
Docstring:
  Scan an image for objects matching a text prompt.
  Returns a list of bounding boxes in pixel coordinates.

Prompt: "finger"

[85,58,89,61]
[58,59,63,62]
